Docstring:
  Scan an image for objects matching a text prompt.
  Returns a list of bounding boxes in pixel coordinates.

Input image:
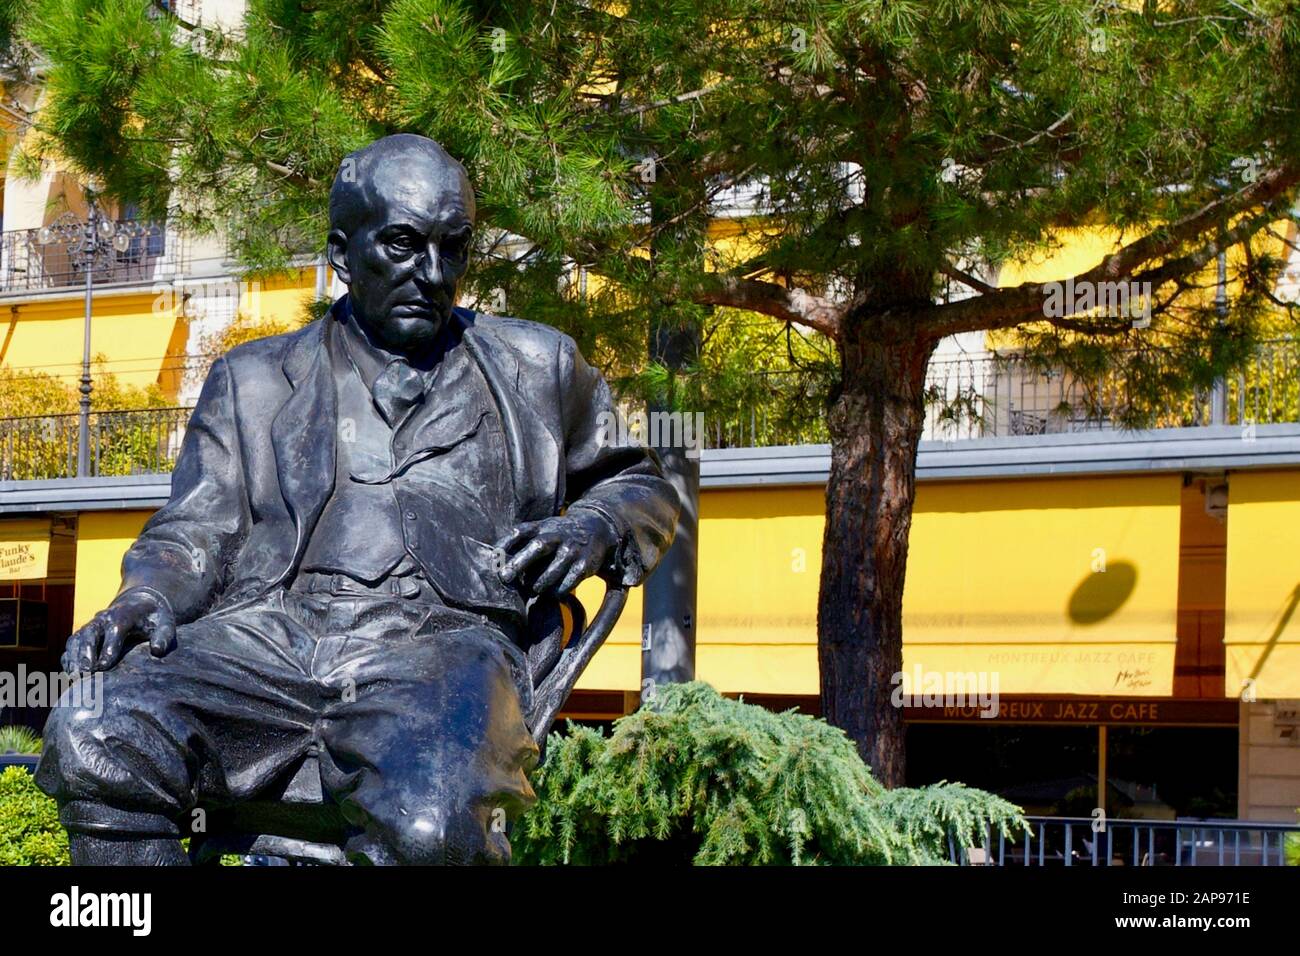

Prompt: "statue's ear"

[325,229,351,285]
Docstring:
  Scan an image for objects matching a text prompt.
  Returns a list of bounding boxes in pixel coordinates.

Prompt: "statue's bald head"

[329,134,475,236]
[325,134,477,358]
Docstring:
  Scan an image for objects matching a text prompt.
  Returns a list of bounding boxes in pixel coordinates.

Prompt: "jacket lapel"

[457,308,561,517]
[269,309,339,586]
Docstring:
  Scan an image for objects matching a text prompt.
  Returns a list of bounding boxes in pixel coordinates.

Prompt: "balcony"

[0,341,1299,484]
[0,216,168,295]
[706,339,1300,449]
[0,408,189,481]
[923,341,1300,442]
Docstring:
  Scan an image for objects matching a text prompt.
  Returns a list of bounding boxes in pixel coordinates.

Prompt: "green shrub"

[0,767,248,866]
[513,681,1027,865]
[0,766,69,866]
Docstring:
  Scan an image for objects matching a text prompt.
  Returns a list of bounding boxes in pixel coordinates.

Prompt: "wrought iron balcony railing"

[704,339,1300,449]
[922,341,1300,442]
[0,216,168,294]
[0,407,190,481]
[2,340,1300,482]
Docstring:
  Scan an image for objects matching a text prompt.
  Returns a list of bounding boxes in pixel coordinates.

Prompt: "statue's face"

[327,152,473,357]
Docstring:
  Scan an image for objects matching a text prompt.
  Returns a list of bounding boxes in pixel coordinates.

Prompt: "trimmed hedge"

[0,766,69,866]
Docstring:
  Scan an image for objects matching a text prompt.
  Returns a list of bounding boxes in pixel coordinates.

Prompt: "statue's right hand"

[61,588,177,674]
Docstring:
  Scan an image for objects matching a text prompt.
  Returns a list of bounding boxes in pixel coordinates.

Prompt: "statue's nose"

[416,242,446,289]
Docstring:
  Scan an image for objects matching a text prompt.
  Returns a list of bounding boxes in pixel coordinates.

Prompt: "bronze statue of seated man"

[35,134,679,865]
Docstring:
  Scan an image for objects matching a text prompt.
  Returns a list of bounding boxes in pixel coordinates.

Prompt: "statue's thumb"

[149,614,177,657]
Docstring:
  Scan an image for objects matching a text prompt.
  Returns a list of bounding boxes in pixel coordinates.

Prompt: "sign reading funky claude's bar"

[0,520,51,581]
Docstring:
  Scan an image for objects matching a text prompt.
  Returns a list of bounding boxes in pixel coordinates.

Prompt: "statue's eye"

[442,231,470,261]
[387,235,419,255]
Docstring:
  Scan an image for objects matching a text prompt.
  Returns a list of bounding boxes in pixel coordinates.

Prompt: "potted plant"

[0,725,42,773]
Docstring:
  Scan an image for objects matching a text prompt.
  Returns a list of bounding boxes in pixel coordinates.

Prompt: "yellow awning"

[576,486,824,695]
[68,477,1185,700]
[576,476,1182,698]
[901,475,1183,696]
[1224,470,1300,699]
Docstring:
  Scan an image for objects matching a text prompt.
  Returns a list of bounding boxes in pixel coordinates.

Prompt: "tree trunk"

[818,318,936,788]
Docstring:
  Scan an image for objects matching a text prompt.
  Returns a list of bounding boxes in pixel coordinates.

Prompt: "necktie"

[371,358,425,427]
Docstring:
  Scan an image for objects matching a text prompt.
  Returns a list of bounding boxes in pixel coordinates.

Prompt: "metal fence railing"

[2,340,1300,478]
[952,816,1300,866]
[922,340,1300,441]
[0,218,168,294]
[0,407,191,480]
[696,340,1300,448]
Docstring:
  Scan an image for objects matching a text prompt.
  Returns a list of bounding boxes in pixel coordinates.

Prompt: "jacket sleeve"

[557,336,681,586]
[116,356,249,623]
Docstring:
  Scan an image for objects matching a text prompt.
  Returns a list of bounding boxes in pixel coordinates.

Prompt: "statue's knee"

[37,703,115,805]
[40,697,116,781]
[359,805,510,865]
[38,677,186,813]
[392,810,452,865]
[41,693,106,761]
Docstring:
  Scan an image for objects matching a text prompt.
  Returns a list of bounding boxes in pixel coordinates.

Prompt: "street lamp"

[36,185,130,477]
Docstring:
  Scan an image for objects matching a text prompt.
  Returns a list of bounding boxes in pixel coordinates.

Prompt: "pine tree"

[17,0,1300,783]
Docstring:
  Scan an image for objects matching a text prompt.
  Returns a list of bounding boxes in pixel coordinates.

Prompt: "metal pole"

[1210,250,1228,426]
[1097,724,1108,822]
[641,443,699,691]
[639,162,701,700]
[76,197,97,478]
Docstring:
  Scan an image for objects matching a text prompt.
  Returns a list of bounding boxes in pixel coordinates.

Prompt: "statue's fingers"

[149,614,177,658]
[556,556,596,595]
[64,630,97,674]
[76,618,104,673]
[96,617,129,670]
[60,636,82,675]
[532,544,578,593]
[500,537,554,583]
[494,521,538,553]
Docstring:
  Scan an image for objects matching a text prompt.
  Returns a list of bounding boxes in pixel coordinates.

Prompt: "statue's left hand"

[495,510,619,595]
[61,588,178,674]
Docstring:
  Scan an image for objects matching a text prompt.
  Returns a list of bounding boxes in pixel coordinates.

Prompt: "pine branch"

[691,274,845,338]
[922,164,1300,337]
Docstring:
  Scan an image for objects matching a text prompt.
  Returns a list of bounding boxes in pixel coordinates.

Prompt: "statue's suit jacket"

[119,296,680,625]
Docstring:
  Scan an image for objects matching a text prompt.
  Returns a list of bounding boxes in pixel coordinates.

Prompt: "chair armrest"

[526,581,628,746]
